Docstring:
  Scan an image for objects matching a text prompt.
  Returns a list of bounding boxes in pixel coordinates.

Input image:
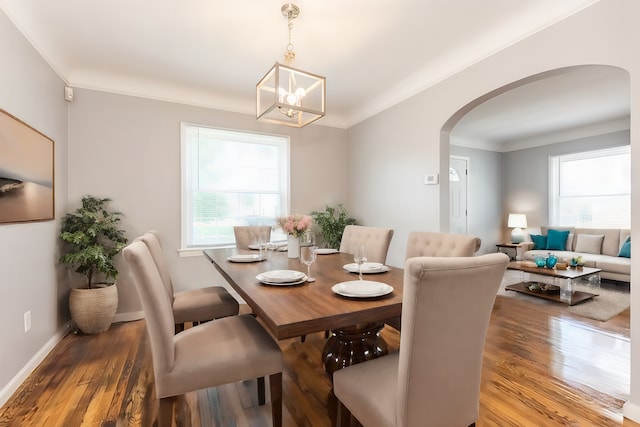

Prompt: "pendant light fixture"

[256,3,326,128]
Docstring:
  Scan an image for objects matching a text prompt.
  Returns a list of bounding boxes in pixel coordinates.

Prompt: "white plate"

[257,270,306,283]
[227,254,264,263]
[343,262,390,274]
[258,276,308,286]
[332,280,394,298]
[316,248,338,255]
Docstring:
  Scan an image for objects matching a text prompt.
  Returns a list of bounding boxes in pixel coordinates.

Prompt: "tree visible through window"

[549,145,630,228]
[181,124,290,248]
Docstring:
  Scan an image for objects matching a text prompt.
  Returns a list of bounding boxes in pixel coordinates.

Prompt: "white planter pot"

[69,283,118,334]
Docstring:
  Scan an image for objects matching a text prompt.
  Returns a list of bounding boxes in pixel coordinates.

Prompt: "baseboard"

[113,310,145,323]
[0,323,71,407]
[623,401,640,423]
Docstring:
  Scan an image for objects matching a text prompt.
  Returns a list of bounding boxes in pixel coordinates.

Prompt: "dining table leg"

[322,322,388,378]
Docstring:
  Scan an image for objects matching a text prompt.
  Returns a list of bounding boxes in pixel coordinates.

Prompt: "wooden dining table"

[203,247,404,377]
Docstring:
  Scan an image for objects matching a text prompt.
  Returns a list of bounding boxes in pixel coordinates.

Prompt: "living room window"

[181,124,290,249]
[549,145,630,228]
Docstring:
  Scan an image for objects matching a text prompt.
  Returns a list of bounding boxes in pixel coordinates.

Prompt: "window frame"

[549,145,630,228]
[180,123,290,252]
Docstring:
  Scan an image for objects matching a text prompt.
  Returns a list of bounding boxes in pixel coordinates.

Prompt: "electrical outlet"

[24,311,31,332]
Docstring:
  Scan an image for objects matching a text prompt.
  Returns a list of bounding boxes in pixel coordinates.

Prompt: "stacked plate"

[316,248,338,255]
[343,262,390,274]
[227,254,265,263]
[332,280,394,298]
[257,270,308,286]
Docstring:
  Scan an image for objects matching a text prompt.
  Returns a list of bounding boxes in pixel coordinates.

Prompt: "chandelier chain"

[284,11,296,64]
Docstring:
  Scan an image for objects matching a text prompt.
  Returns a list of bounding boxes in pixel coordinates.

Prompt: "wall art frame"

[0,108,54,224]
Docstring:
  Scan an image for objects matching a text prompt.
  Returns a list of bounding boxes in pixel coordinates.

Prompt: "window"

[181,124,289,248]
[549,146,630,228]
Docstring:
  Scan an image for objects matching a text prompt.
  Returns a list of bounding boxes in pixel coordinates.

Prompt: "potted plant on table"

[311,204,356,249]
[59,195,128,334]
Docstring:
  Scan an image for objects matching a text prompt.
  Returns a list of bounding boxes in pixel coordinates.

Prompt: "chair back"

[123,241,176,375]
[405,231,481,259]
[137,231,175,303]
[338,225,394,263]
[398,253,508,426]
[233,226,272,249]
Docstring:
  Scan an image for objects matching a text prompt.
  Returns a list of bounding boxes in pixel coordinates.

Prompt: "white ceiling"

[2,0,628,148]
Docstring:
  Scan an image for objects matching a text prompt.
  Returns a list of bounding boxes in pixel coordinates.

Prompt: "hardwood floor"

[1,293,638,427]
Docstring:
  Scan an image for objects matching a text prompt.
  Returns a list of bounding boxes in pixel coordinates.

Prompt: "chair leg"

[337,400,351,427]
[158,396,175,427]
[257,376,266,405]
[269,372,283,427]
[300,334,306,342]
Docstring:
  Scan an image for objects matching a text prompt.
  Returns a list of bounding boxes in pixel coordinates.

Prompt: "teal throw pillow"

[546,229,570,251]
[618,236,631,258]
[530,234,547,250]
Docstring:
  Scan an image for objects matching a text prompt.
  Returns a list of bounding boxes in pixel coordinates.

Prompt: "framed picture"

[0,109,54,223]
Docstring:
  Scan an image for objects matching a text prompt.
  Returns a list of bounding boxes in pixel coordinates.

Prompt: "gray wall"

[450,146,503,254]
[67,89,349,312]
[503,130,630,235]
[0,10,69,400]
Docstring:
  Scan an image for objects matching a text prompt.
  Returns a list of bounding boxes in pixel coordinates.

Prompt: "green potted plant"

[310,204,356,249]
[59,195,128,334]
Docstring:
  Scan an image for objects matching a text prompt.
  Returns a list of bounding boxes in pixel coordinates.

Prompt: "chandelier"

[256,3,326,128]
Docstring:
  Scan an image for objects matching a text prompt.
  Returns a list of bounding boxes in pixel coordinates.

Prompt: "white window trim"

[180,123,290,252]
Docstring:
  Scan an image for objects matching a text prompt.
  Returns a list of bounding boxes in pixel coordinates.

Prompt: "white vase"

[288,234,300,258]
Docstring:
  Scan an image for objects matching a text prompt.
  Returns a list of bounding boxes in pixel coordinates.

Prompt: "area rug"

[498,270,630,322]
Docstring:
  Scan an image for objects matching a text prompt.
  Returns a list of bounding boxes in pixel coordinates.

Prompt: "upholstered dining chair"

[404,230,481,259]
[123,241,283,427]
[137,231,239,333]
[383,230,483,331]
[233,225,272,249]
[334,253,509,427]
[338,225,394,263]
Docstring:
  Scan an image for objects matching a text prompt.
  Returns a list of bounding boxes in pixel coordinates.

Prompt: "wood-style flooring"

[1,289,638,426]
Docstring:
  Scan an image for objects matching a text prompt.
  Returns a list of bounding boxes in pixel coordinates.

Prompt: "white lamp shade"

[507,214,527,228]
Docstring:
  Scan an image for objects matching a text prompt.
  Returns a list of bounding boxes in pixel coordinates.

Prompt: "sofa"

[521,226,631,283]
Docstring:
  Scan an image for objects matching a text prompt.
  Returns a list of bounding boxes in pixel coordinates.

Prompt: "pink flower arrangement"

[278,214,312,237]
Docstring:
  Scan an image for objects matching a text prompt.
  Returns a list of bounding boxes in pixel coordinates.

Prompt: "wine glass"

[353,245,367,280]
[300,245,318,282]
[299,230,316,247]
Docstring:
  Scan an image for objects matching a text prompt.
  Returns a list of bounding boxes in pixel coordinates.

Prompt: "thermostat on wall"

[423,173,439,185]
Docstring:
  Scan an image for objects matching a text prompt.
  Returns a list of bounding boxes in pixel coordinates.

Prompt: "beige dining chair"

[338,225,394,263]
[137,231,239,333]
[123,240,283,427]
[404,230,481,259]
[233,225,272,249]
[386,231,482,331]
[334,253,509,427]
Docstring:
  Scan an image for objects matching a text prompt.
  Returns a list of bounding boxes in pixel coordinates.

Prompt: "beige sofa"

[522,226,631,283]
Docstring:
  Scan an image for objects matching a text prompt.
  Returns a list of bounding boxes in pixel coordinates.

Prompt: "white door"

[450,156,468,234]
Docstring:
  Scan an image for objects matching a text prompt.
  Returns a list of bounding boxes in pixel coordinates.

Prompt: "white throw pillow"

[565,233,574,251]
[575,234,604,254]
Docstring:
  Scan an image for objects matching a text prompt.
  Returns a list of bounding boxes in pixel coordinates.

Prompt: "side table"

[496,243,520,260]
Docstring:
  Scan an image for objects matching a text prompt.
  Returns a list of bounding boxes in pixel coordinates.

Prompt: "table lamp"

[508,213,527,243]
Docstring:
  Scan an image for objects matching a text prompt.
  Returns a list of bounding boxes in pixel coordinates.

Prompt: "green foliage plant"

[310,204,356,249]
[59,196,128,288]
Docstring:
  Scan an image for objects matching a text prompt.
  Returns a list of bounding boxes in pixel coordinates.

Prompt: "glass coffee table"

[505,261,601,306]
